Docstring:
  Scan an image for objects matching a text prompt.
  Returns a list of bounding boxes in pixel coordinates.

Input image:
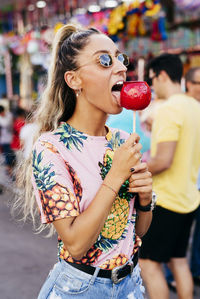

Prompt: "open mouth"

[111,81,124,92]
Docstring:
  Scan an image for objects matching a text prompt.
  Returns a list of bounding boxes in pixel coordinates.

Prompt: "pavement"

[0,157,200,298]
[0,189,57,299]
[0,158,57,299]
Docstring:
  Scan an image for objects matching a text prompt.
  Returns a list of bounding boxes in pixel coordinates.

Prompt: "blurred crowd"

[0,53,200,299]
[0,99,37,189]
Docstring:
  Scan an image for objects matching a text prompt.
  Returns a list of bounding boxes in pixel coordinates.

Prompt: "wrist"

[138,197,152,207]
[106,168,125,188]
[135,191,157,212]
[101,183,118,196]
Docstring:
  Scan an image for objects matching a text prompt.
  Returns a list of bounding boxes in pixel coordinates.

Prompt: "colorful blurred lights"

[88,4,101,12]
[105,0,118,8]
[36,1,46,9]
[28,4,35,11]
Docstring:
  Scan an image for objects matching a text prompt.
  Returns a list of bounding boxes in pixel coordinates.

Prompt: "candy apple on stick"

[120,81,151,132]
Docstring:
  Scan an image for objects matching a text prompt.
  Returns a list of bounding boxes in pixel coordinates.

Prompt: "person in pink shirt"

[14,24,154,299]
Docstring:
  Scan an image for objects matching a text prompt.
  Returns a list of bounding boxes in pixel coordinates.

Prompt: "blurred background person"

[190,170,200,286]
[185,67,200,286]
[0,105,16,177]
[19,119,38,160]
[185,67,200,103]
[11,107,26,159]
[139,54,200,299]
[162,66,200,292]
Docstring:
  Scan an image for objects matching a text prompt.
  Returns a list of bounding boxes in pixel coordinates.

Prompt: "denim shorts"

[37,259,145,299]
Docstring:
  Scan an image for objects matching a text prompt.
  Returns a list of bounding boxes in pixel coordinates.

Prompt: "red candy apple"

[120,81,151,110]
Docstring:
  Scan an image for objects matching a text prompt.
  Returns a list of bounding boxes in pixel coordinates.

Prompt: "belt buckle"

[111,262,131,284]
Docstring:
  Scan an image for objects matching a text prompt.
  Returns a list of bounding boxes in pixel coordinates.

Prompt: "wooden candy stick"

[133,110,136,133]
[132,58,145,133]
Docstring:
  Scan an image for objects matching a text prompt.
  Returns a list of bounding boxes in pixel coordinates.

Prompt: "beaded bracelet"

[102,183,118,196]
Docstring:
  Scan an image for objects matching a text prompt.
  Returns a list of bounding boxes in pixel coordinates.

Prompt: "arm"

[53,172,122,260]
[128,162,153,238]
[53,133,143,260]
[147,141,177,175]
[135,209,152,238]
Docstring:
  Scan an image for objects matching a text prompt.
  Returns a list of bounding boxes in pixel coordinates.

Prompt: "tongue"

[112,91,121,106]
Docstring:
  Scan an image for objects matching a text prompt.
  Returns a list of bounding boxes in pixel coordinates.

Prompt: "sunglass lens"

[99,54,112,67]
[118,54,129,66]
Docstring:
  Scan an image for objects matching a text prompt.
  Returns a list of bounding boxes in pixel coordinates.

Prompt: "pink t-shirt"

[32,123,141,270]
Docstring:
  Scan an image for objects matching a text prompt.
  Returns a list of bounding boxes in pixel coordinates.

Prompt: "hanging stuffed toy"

[145,3,161,17]
[158,15,167,40]
[138,17,146,36]
[151,19,161,41]
[108,3,127,35]
[127,14,138,37]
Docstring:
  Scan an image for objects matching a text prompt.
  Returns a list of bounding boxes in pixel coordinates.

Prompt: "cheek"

[153,85,159,95]
[195,88,200,99]
[82,71,110,96]
[155,84,163,97]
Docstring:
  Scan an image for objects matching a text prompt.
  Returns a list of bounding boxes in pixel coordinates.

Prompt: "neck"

[67,100,107,137]
[186,92,200,102]
[165,83,182,99]
[187,91,193,98]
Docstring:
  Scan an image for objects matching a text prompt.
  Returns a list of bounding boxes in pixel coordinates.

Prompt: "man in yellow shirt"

[139,54,200,299]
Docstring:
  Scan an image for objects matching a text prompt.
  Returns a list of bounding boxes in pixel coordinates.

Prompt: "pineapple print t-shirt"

[32,123,141,270]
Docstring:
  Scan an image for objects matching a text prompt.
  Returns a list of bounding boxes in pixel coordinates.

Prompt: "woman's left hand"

[128,162,153,205]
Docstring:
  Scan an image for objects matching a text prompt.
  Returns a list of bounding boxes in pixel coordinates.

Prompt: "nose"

[113,57,127,74]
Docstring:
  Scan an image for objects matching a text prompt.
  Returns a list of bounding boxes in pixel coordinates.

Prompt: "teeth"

[116,81,123,85]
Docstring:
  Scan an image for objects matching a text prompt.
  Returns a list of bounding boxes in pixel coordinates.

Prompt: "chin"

[109,106,123,115]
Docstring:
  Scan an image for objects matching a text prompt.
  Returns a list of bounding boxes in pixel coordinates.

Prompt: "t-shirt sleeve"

[152,103,183,143]
[32,139,80,224]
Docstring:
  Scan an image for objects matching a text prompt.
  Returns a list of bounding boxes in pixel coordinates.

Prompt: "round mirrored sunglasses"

[97,53,129,68]
[72,53,129,71]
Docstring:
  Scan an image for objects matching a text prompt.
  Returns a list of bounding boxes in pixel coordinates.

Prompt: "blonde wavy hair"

[12,24,100,236]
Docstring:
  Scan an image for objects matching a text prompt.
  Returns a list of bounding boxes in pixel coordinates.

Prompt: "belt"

[66,251,138,284]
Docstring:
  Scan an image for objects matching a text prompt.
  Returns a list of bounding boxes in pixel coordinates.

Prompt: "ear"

[159,70,169,82]
[186,81,191,90]
[64,71,82,90]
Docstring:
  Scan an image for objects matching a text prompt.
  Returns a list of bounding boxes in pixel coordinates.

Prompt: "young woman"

[15,24,153,298]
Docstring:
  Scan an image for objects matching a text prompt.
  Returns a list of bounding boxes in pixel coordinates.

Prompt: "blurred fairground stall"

[0,0,200,109]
